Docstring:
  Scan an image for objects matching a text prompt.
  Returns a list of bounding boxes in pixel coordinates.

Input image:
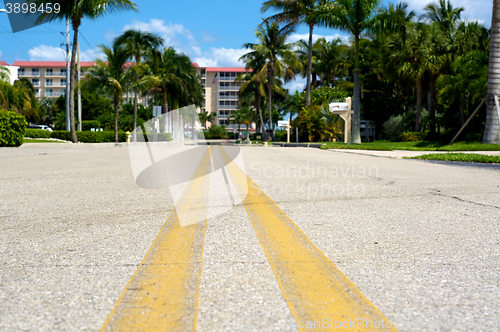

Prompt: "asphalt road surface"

[0,143,499,331]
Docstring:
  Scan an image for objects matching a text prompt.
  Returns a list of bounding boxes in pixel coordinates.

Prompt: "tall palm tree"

[422,0,463,40]
[83,41,132,142]
[315,0,380,143]
[296,39,321,88]
[33,0,138,143]
[262,0,324,107]
[484,0,500,144]
[115,30,163,140]
[387,22,435,132]
[228,109,247,137]
[242,22,299,140]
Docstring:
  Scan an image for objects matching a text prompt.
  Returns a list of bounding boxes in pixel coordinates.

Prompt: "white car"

[27,125,53,132]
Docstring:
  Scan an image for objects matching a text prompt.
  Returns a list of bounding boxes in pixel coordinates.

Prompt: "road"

[0,143,499,331]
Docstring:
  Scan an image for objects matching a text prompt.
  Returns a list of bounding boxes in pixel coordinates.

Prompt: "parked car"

[27,125,53,132]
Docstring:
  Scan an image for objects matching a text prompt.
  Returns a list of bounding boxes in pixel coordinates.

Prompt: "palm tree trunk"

[305,24,314,107]
[429,74,436,137]
[268,72,274,141]
[256,90,265,140]
[484,0,500,143]
[416,74,422,132]
[114,95,119,143]
[70,19,80,143]
[352,33,361,144]
[246,123,250,140]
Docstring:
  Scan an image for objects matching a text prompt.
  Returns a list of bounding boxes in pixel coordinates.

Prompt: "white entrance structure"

[329,97,352,143]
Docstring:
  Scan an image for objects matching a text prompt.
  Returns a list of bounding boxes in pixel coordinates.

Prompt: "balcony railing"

[45,92,63,97]
[219,95,238,100]
[219,86,241,91]
[32,82,40,87]
[19,72,40,77]
[219,105,238,110]
[45,72,67,77]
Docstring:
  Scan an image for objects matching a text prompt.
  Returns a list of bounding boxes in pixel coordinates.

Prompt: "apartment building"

[6,61,254,132]
[12,61,93,98]
[197,66,254,131]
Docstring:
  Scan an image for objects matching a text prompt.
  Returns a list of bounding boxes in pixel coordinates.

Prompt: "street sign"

[329,103,349,112]
[278,121,289,127]
[153,106,162,117]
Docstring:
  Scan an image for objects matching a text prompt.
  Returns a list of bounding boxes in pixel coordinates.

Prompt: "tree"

[422,0,463,40]
[315,0,380,143]
[140,48,203,115]
[484,0,500,144]
[0,66,10,83]
[34,0,138,143]
[242,22,299,140]
[0,79,42,122]
[228,109,247,137]
[315,37,350,87]
[115,30,163,140]
[262,0,323,106]
[83,41,133,142]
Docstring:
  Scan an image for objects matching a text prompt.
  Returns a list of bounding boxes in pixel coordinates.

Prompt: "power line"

[79,31,103,61]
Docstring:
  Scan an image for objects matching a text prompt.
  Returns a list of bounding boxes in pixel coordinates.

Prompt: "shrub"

[208,125,229,139]
[0,110,27,147]
[383,115,404,141]
[250,132,262,140]
[82,120,101,131]
[399,132,426,142]
[25,128,51,139]
[50,130,127,143]
[275,129,288,142]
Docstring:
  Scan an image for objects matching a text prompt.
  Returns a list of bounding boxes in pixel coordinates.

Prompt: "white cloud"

[28,45,103,62]
[288,33,350,45]
[201,31,219,43]
[104,30,118,43]
[286,81,306,94]
[122,19,199,55]
[405,0,491,27]
[28,45,66,61]
[195,47,247,67]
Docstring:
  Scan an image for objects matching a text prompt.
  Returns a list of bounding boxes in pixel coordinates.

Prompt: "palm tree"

[115,30,163,140]
[315,0,380,143]
[33,0,138,143]
[83,41,132,142]
[262,0,323,107]
[0,66,10,83]
[242,22,299,140]
[296,39,321,88]
[228,109,247,138]
[422,0,463,40]
[315,37,350,87]
[0,78,41,122]
[140,48,203,115]
[387,22,434,132]
[483,0,500,144]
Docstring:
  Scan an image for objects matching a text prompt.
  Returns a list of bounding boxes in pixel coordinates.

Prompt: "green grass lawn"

[410,153,500,164]
[320,140,500,151]
[23,139,65,144]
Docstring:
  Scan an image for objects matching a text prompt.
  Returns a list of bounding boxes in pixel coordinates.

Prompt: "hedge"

[0,110,27,147]
[25,129,51,139]
[82,120,101,131]
[399,132,426,142]
[51,130,127,143]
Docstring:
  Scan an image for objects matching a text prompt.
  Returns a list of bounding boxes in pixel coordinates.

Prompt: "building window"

[32,68,39,76]
[18,68,25,75]
[60,79,66,86]
[32,79,39,86]
[61,89,65,95]
[46,89,53,97]
[46,69,53,76]
[46,79,53,87]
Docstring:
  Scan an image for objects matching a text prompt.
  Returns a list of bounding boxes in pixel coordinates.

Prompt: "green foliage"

[0,110,28,147]
[321,140,500,151]
[51,130,127,143]
[399,131,426,142]
[275,129,288,142]
[412,153,500,164]
[383,114,404,141]
[292,105,341,142]
[82,120,102,131]
[309,86,349,106]
[199,125,229,140]
[0,79,42,123]
[24,129,51,139]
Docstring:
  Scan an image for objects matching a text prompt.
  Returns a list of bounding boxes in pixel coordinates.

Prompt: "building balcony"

[46,83,67,87]
[45,72,67,77]
[45,92,64,97]
[219,96,238,100]
[219,86,241,91]
[32,82,40,87]
[19,72,40,77]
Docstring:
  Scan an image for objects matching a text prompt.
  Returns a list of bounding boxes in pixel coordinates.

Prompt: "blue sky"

[0,0,493,91]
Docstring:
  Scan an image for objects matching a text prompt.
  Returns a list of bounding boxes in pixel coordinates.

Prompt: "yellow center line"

[101,147,212,332]
[218,146,397,332]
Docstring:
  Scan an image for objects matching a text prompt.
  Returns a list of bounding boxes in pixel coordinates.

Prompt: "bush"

[399,131,426,142]
[275,129,288,142]
[82,120,101,131]
[25,128,51,139]
[383,115,404,141]
[0,110,27,147]
[50,130,127,143]
[250,132,262,140]
[208,125,229,139]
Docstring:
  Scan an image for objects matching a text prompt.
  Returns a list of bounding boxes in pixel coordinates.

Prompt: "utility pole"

[77,42,82,131]
[65,19,70,131]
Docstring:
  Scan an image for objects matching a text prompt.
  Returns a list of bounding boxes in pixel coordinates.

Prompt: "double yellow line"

[102,146,396,331]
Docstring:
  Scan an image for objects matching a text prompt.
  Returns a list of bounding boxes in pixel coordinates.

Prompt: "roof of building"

[0,61,10,66]
[13,61,97,67]
[205,67,249,73]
